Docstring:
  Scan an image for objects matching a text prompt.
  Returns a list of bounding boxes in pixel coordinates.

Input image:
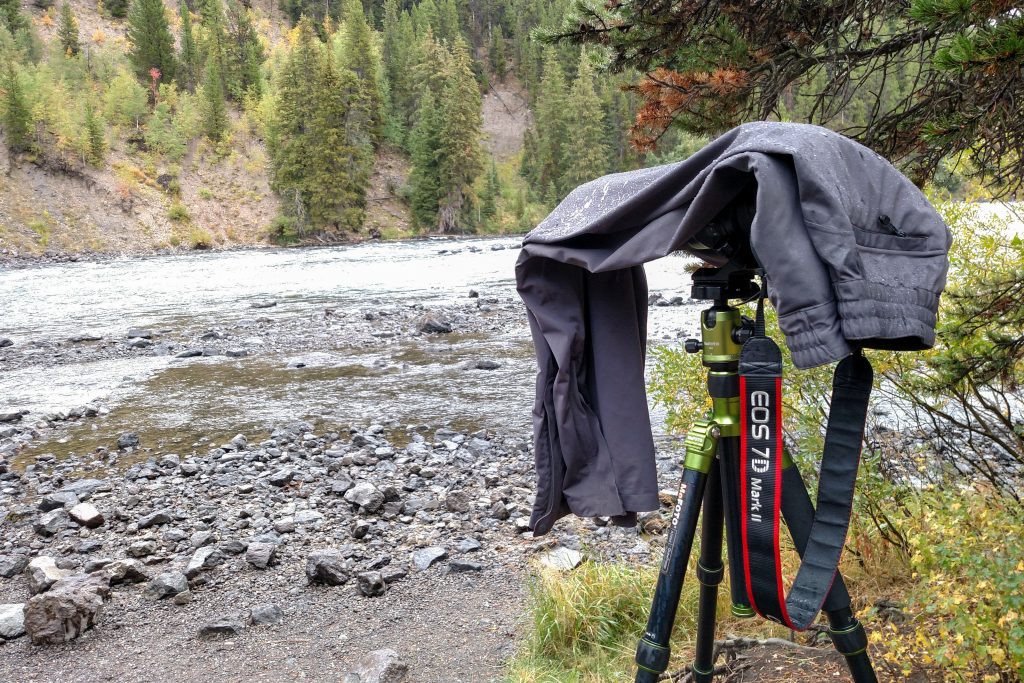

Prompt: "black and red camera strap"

[738,282,873,630]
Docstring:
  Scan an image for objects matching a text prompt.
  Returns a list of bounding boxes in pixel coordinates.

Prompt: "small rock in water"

[144,571,189,600]
[24,574,110,645]
[411,547,447,572]
[246,542,276,569]
[175,349,203,358]
[250,300,278,309]
[473,360,501,371]
[344,649,409,683]
[68,334,103,343]
[225,349,248,358]
[306,550,349,586]
[0,337,13,348]
[0,603,25,640]
[68,502,104,528]
[417,315,453,334]
[248,603,283,626]
[539,547,584,571]
[356,571,386,597]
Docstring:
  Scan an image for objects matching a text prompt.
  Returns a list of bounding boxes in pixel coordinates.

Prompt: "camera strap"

[738,279,873,630]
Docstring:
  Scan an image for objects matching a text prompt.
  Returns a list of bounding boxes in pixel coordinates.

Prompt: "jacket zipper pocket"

[878,214,908,237]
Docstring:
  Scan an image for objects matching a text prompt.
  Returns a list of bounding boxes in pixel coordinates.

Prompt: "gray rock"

[128,540,157,558]
[24,574,110,645]
[356,571,386,597]
[251,300,278,309]
[175,349,203,358]
[473,360,501,370]
[344,649,408,683]
[138,510,172,528]
[34,509,69,536]
[445,490,471,513]
[350,520,371,539]
[246,542,276,569]
[0,338,13,348]
[144,571,189,600]
[489,501,510,521]
[294,509,324,525]
[268,469,294,487]
[26,557,69,595]
[68,502,104,528]
[185,547,225,578]
[38,491,78,511]
[345,482,384,513]
[329,477,355,495]
[417,315,453,334]
[219,539,249,555]
[126,328,153,339]
[248,603,283,626]
[0,410,25,423]
[448,560,483,573]
[455,538,481,553]
[58,479,105,500]
[116,432,141,450]
[306,550,349,586]
[68,334,102,343]
[191,531,216,548]
[100,559,149,585]
[0,604,25,640]
[225,349,248,358]
[539,547,584,571]
[0,555,29,578]
[411,547,447,572]
[273,517,296,534]
[199,619,245,637]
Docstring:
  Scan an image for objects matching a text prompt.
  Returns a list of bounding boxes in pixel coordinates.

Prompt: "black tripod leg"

[781,459,878,683]
[635,466,709,683]
[692,457,725,683]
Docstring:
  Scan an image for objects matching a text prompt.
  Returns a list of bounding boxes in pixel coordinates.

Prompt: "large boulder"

[23,574,110,645]
[306,550,350,586]
[143,571,188,600]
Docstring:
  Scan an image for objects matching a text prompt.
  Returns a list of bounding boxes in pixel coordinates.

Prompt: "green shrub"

[167,202,189,221]
[187,226,212,249]
[198,187,214,200]
[267,215,299,245]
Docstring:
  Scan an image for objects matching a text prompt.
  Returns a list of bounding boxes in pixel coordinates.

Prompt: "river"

[0,237,701,461]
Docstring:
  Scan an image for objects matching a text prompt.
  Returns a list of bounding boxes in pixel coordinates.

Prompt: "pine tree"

[199,51,228,140]
[84,104,106,165]
[435,0,459,44]
[127,0,177,83]
[385,9,417,137]
[531,48,570,194]
[0,0,27,33]
[1,63,32,153]
[57,1,80,57]
[335,0,381,145]
[480,159,499,218]
[562,51,608,190]
[269,19,368,232]
[489,25,506,81]
[224,0,262,100]
[408,88,443,229]
[178,2,199,91]
[435,38,482,232]
[102,0,129,18]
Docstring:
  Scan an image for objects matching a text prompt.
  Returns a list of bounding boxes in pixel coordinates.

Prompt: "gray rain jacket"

[516,122,951,535]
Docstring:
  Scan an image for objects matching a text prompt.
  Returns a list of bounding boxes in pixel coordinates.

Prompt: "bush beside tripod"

[634,265,876,683]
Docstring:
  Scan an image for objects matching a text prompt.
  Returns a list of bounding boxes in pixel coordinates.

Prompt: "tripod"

[634,265,877,683]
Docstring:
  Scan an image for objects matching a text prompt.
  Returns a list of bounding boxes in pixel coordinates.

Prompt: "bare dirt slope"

[481,77,531,161]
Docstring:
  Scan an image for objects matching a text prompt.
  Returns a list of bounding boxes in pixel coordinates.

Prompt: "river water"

[0,237,700,459]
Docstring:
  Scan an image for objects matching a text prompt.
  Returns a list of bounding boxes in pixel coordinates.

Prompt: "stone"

[306,550,349,586]
[199,619,245,637]
[445,490,471,513]
[248,603,283,626]
[251,301,278,309]
[344,649,408,683]
[0,338,12,348]
[38,491,78,511]
[144,571,189,600]
[473,360,501,370]
[329,477,354,495]
[448,560,483,573]
[126,328,153,340]
[294,509,324,525]
[116,432,141,450]
[58,479,105,500]
[185,547,225,578]
[26,557,69,595]
[268,469,294,487]
[23,574,110,645]
[0,555,29,578]
[191,531,216,548]
[411,547,447,572]
[539,547,584,571]
[100,559,149,585]
[356,571,386,597]
[273,518,295,534]
[417,315,452,334]
[172,590,193,605]
[455,538,481,554]
[350,520,371,539]
[489,501,510,521]
[34,509,69,536]
[68,334,102,343]
[0,604,26,640]
[128,540,157,558]
[246,542,276,569]
[138,510,172,528]
[175,349,202,358]
[345,482,384,513]
[220,539,248,555]
[68,502,104,528]
[225,349,248,358]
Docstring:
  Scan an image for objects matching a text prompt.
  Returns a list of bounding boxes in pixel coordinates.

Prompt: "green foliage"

[0,0,27,34]
[103,67,149,128]
[199,50,228,141]
[561,50,607,189]
[267,214,299,244]
[102,0,129,18]
[489,25,506,80]
[57,1,80,57]
[1,62,33,153]
[408,88,443,228]
[479,159,499,219]
[167,201,189,220]
[435,38,483,232]
[268,19,370,233]
[84,104,106,165]
[178,3,199,91]
[127,0,177,83]
[223,0,263,101]
[334,0,382,145]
